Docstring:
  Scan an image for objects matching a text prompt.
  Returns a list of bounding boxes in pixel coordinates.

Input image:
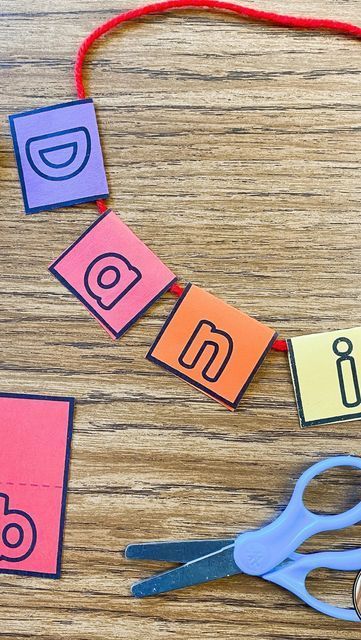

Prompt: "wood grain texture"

[1,0,361,637]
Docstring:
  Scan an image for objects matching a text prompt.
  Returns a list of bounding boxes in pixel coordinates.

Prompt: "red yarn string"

[169,282,185,297]
[75,2,361,353]
[75,0,361,101]
[96,199,108,214]
[272,338,288,352]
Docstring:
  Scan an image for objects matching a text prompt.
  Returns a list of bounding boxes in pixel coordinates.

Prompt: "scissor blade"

[125,539,235,563]
[131,543,240,597]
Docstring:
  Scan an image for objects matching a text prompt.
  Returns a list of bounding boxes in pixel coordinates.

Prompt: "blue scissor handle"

[264,549,361,622]
[234,456,361,576]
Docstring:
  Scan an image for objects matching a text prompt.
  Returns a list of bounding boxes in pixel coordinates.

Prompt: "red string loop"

[75,0,361,99]
[75,2,361,352]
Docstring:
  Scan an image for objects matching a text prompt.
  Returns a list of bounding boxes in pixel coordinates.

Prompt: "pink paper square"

[49,210,177,339]
[0,393,74,578]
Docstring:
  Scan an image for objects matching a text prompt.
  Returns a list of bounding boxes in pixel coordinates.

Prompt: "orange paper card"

[147,284,277,409]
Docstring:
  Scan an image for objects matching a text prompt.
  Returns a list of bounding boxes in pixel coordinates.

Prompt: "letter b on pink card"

[49,210,177,339]
[0,393,74,577]
[0,493,37,563]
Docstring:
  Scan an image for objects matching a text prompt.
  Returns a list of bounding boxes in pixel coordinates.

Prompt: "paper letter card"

[147,284,277,410]
[49,210,177,339]
[9,99,108,213]
[0,392,74,577]
[288,327,361,427]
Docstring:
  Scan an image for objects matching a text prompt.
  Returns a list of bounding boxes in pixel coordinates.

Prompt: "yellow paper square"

[288,327,361,427]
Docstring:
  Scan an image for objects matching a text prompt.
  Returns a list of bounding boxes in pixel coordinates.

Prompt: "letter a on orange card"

[147,284,277,409]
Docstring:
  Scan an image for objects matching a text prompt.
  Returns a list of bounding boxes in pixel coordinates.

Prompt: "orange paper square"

[147,284,277,409]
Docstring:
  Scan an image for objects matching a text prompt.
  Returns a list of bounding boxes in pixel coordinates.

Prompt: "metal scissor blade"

[125,538,235,563]
[131,543,240,597]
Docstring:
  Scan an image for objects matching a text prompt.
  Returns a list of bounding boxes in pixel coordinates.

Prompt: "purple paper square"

[9,99,109,214]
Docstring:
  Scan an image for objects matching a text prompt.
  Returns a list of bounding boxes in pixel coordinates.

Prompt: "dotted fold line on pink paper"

[0,481,62,489]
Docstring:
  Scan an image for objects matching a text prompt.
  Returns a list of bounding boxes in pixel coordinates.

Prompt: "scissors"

[126,455,361,622]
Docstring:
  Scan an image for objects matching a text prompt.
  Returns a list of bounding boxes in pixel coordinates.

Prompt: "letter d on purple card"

[9,100,109,213]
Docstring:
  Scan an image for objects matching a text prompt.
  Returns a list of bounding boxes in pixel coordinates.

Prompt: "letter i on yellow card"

[288,327,361,427]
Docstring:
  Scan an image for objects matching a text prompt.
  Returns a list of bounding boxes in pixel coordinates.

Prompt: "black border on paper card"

[8,99,109,214]
[0,392,75,579]
[287,338,361,428]
[49,210,177,339]
[147,283,278,410]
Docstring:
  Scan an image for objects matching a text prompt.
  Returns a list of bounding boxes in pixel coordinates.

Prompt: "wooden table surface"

[1,1,361,637]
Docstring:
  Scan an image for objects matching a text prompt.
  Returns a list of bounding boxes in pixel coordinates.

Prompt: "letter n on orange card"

[147,284,277,410]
